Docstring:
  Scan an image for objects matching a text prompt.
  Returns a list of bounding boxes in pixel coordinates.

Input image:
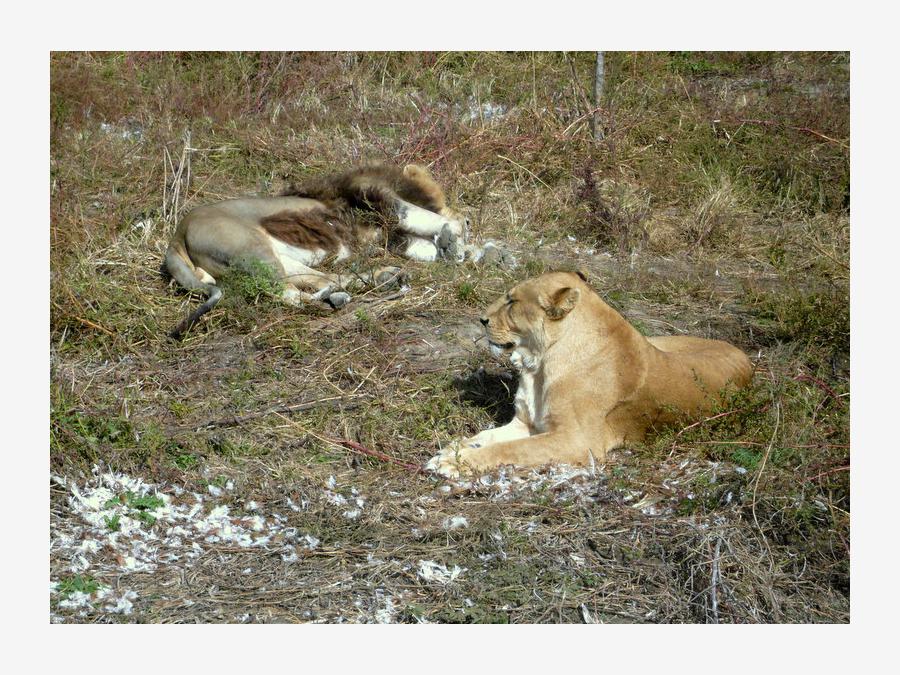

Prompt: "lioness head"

[479,271,587,368]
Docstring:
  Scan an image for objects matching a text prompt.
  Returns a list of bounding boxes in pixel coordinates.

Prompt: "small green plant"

[288,335,311,359]
[220,259,283,303]
[51,388,133,461]
[456,281,479,305]
[102,491,165,526]
[354,308,382,337]
[167,400,192,420]
[125,492,165,511]
[731,446,762,471]
[172,452,199,470]
[668,52,737,77]
[57,575,99,598]
[131,510,157,526]
[208,475,229,489]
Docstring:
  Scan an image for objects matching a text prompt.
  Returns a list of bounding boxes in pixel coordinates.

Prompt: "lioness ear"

[545,287,580,320]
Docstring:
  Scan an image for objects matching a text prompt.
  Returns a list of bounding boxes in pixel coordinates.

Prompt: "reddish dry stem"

[804,465,850,482]
[794,374,844,404]
[734,117,847,146]
[328,437,422,474]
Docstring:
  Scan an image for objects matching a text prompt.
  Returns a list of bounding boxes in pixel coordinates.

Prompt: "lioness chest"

[514,367,548,432]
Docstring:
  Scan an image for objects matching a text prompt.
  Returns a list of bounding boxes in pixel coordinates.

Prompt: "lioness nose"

[480,317,489,326]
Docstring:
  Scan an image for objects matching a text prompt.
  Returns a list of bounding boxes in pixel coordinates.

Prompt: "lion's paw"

[425,443,468,478]
[435,223,462,262]
[424,452,461,478]
[375,266,408,288]
[465,241,517,268]
[325,291,351,309]
[425,441,489,478]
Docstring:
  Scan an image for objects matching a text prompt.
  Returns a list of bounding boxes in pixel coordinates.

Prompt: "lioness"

[165,163,469,338]
[426,271,753,477]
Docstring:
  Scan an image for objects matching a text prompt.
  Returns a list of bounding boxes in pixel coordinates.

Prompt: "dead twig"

[710,535,722,624]
[668,408,745,457]
[733,117,848,148]
[326,437,423,474]
[72,316,115,337]
[751,400,781,566]
[794,373,844,405]
[803,465,850,482]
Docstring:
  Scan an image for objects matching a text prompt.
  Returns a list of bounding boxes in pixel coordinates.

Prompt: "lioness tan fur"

[164,163,468,338]
[426,271,753,477]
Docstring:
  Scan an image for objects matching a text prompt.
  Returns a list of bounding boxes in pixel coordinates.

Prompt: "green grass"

[354,308,381,337]
[747,285,849,353]
[206,475,229,489]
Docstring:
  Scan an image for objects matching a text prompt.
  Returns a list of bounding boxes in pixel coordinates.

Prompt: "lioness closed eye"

[426,271,753,478]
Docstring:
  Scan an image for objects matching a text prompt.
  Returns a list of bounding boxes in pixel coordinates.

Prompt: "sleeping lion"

[426,271,753,477]
[164,163,469,338]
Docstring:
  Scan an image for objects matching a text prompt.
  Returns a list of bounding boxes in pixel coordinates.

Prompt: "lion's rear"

[648,335,753,400]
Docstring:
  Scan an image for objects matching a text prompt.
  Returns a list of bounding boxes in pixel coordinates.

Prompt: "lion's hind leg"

[280,283,350,310]
[281,272,351,310]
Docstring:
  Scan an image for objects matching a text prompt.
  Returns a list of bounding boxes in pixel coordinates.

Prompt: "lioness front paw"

[425,442,481,478]
[424,450,463,478]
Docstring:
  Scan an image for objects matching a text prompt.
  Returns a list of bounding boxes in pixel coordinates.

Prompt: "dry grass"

[50,51,849,623]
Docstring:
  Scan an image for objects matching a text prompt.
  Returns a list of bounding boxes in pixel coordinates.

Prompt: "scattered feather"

[417,560,465,585]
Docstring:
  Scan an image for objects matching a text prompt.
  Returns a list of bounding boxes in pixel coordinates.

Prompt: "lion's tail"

[164,242,223,340]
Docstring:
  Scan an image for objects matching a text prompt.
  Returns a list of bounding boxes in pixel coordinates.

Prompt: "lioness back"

[647,335,752,387]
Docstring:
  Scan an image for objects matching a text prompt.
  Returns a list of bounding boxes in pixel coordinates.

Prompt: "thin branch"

[734,117,848,148]
[668,408,746,457]
[803,465,850,482]
[794,373,845,404]
[751,400,781,565]
[326,437,423,474]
